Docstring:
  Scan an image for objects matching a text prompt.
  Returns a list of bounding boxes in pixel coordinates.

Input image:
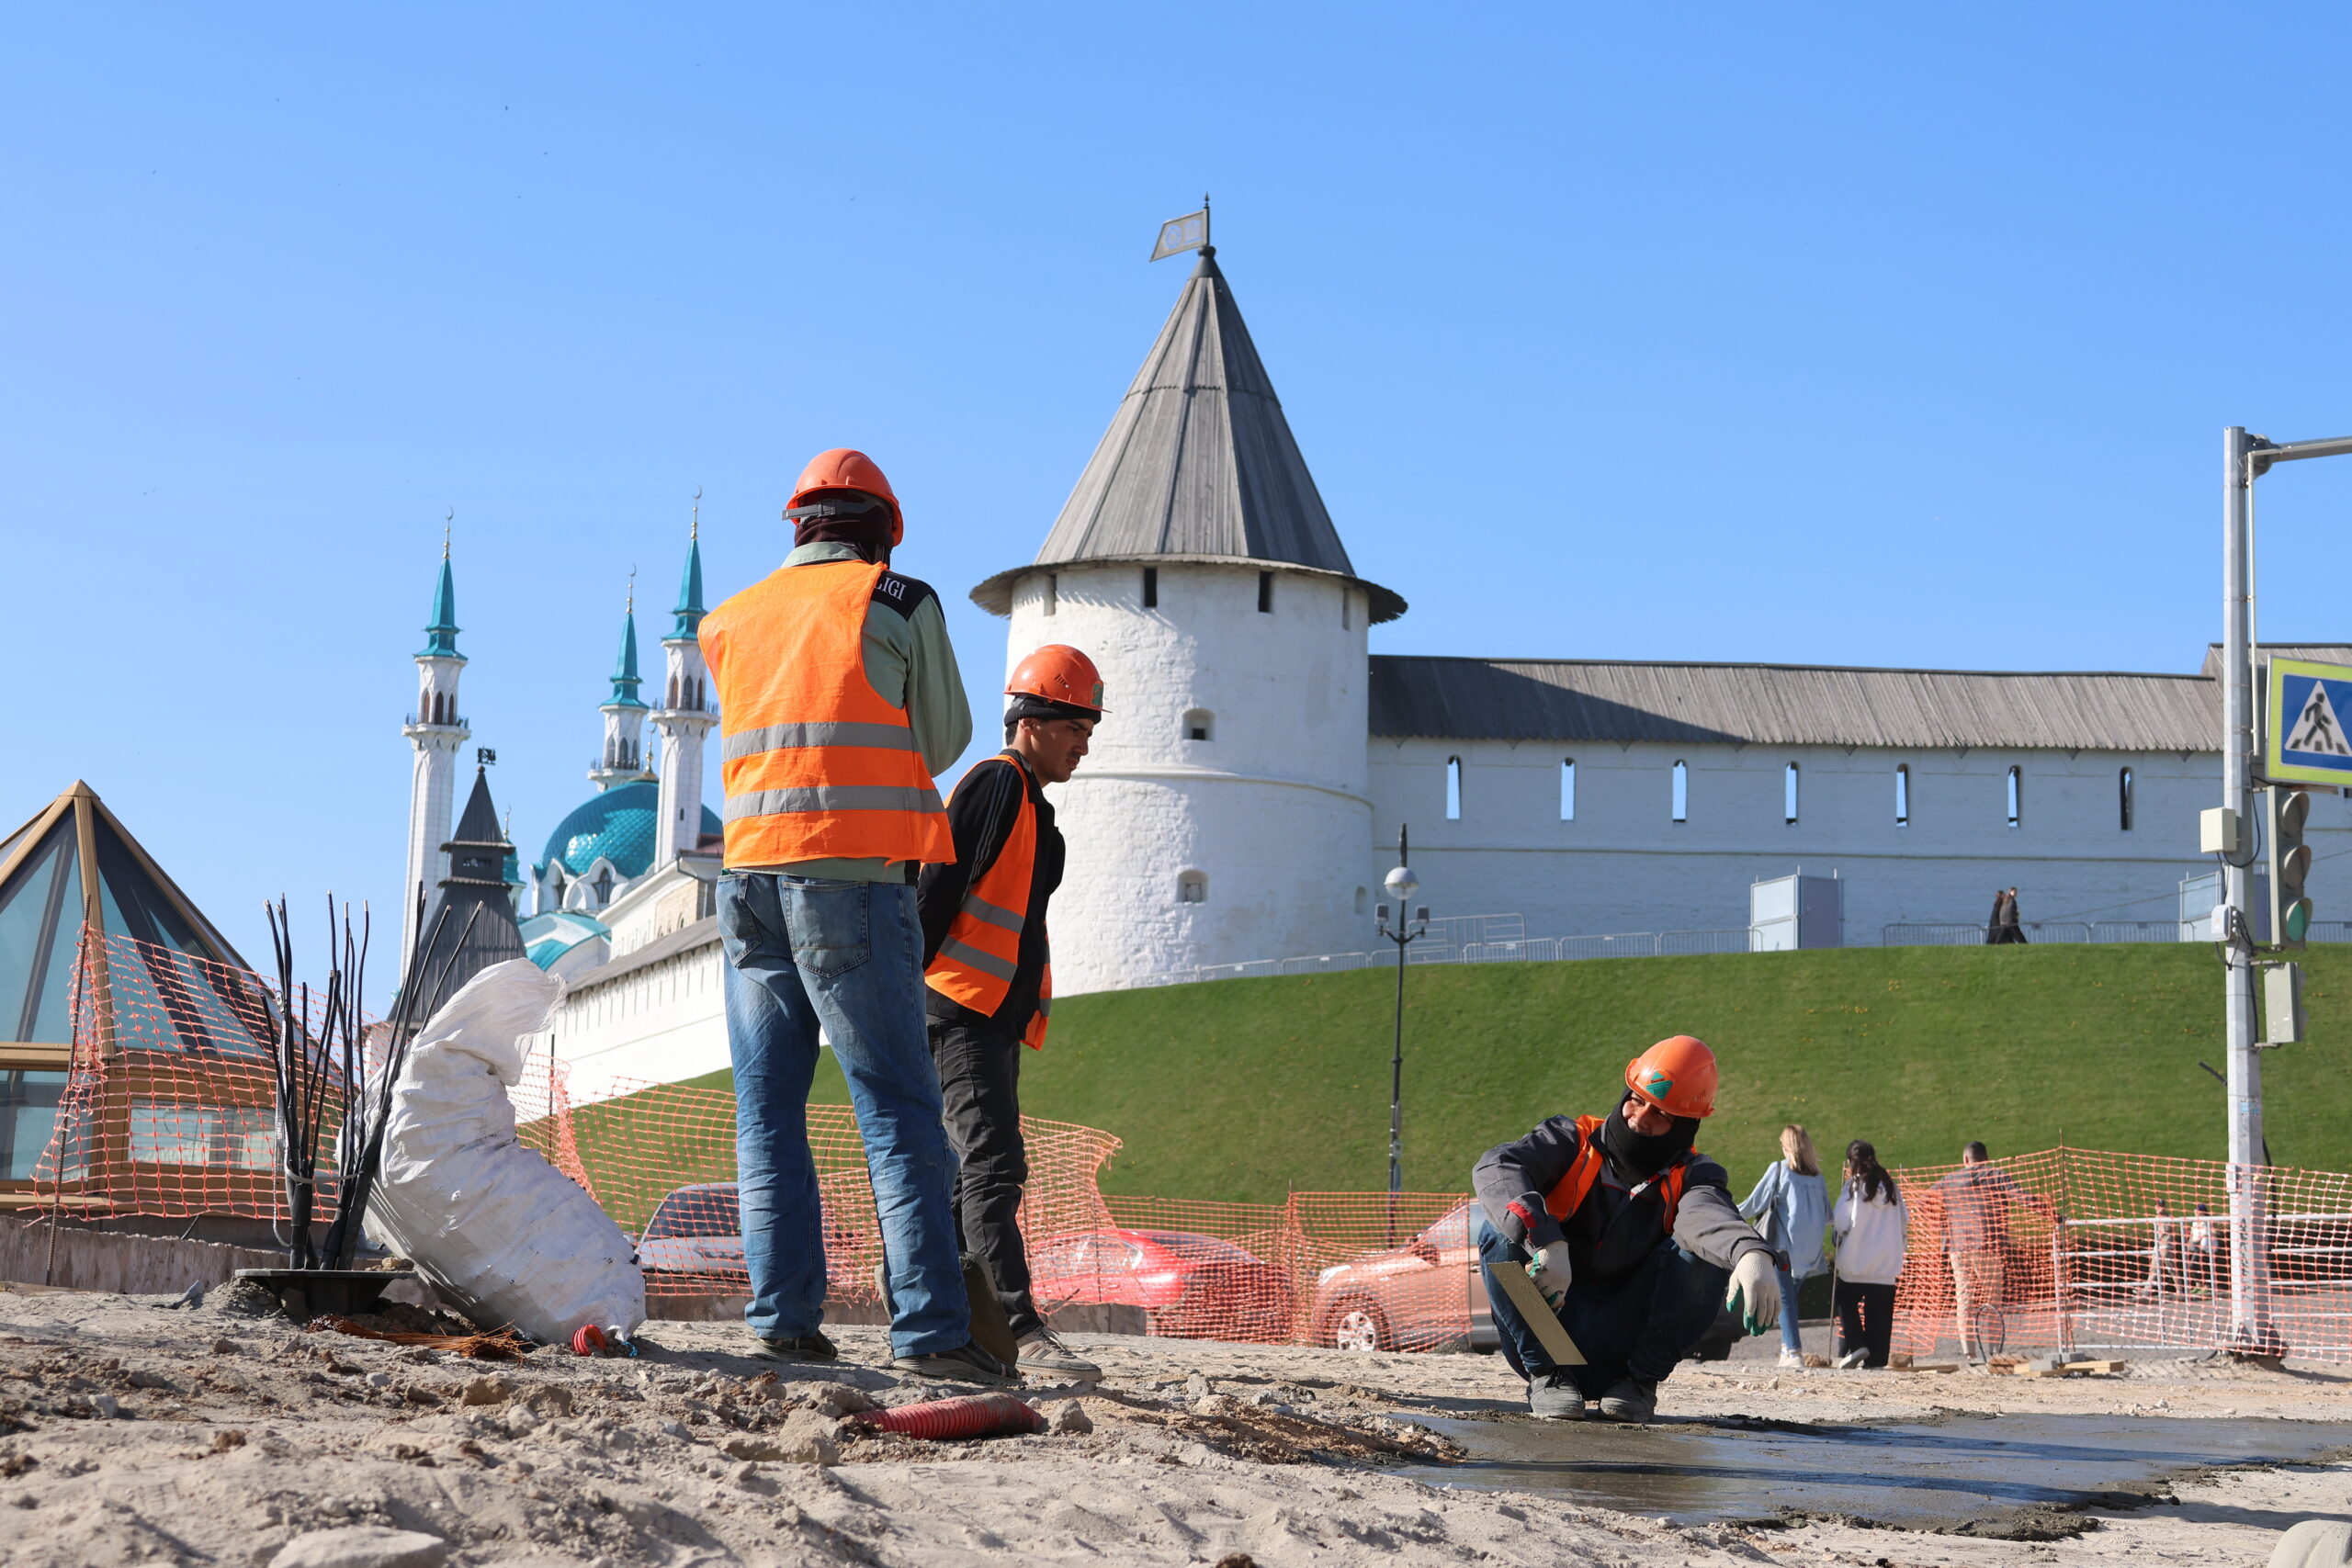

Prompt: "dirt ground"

[1,1280,2346,1567]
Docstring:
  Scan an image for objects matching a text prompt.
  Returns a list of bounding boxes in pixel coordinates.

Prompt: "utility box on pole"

[1751,874,1842,952]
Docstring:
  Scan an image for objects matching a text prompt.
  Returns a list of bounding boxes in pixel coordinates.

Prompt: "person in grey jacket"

[1738,1124,1830,1370]
[1473,1035,1780,1423]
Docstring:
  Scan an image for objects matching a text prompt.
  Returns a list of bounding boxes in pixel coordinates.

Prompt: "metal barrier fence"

[1883,919,2352,947]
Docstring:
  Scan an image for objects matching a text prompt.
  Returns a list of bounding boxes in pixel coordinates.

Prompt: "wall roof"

[1369,656,2223,751]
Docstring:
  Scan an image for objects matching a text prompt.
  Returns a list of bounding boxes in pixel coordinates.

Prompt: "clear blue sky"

[8,5,2352,971]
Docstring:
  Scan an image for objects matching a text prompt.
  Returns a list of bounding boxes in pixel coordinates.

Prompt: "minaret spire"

[401,527,472,971]
[653,491,718,871]
[588,573,654,792]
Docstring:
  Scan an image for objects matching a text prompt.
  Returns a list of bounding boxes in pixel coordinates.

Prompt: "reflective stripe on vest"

[698,559,952,869]
[925,755,1052,1049]
[1544,1113,1694,1231]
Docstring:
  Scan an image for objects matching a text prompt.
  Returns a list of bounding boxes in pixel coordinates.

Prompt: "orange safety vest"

[924,754,1052,1048]
[699,558,954,870]
[1544,1113,1695,1231]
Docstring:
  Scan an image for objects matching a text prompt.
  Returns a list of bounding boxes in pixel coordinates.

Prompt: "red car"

[1029,1227,1295,1343]
[1307,1201,1497,1353]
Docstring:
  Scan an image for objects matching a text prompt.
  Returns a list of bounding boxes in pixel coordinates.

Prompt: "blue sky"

[8,4,2352,970]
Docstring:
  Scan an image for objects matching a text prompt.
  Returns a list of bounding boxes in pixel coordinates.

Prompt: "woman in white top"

[1830,1139,1908,1368]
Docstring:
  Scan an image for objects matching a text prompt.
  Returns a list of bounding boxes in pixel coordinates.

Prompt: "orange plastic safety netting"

[37,929,580,1225]
[1889,1147,2352,1363]
[559,1075,1121,1306]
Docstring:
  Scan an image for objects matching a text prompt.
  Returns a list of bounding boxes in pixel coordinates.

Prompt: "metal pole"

[2221,425,2276,1352]
[1388,931,1406,1199]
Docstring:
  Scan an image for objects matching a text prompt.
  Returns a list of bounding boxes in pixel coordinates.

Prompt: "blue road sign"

[2267,658,2352,784]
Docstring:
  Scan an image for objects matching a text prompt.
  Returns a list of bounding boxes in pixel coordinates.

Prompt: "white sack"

[366,958,644,1345]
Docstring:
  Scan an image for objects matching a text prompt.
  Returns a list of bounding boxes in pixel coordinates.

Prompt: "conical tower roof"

[408,767,526,1003]
[973,249,1405,622]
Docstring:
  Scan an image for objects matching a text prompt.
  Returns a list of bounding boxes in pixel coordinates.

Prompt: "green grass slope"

[662,944,2352,1205]
[1016,944,2352,1202]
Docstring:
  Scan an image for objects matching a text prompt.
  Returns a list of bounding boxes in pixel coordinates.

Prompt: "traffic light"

[2267,787,2313,949]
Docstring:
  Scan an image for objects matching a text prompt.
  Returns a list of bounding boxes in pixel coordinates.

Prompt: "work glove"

[1526,1240,1573,1307]
[1725,1249,1781,1337]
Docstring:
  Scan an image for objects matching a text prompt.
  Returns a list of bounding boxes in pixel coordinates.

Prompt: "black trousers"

[1834,1280,1898,1367]
[928,1015,1041,1337]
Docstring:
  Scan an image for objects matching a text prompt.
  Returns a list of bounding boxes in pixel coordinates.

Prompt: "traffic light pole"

[2220,425,2272,1353]
[2219,423,2352,1354]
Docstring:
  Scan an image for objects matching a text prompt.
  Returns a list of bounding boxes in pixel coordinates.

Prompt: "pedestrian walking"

[699,447,1014,1385]
[1738,1124,1830,1369]
[2189,1201,2221,1297]
[919,644,1107,1382]
[1995,888,2029,944]
[1472,1036,1781,1423]
[1931,1141,2054,1360]
[1984,888,2007,945]
[1829,1140,1906,1368]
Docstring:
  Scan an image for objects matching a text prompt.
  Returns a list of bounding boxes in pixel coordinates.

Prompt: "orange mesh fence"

[557,1075,1121,1306]
[1284,1192,1482,1352]
[1089,1196,1295,1342]
[39,929,582,1228]
[1891,1147,2352,1363]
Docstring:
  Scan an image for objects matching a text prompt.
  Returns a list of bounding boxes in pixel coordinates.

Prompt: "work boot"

[1596,1378,1657,1423]
[1014,1325,1102,1381]
[892,1341,1020,1387]
[1527,1372,1586,1420]
[752,1330,838,1364]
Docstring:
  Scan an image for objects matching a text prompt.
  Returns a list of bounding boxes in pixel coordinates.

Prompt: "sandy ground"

[0,1280,2346,1567]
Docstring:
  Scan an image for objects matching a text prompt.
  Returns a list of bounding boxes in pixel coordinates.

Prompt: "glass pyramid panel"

[0,819,81,1045]
[93,820,268,1059]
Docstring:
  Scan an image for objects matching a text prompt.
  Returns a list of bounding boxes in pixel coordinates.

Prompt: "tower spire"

[672,489,707,640]
[652,500,718,870]
[401,531,472,971]
[590,573,653,791]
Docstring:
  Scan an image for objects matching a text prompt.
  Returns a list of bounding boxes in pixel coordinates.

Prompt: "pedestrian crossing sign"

[2267,657,2352,784]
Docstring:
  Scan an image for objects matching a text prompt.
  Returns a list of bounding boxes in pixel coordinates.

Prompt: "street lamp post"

[1376,826,1430,1215]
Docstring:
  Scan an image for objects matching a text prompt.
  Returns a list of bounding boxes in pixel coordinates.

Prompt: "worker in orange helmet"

[916,645,1104,1380]
[699,448,1013,1385]
[1472,1036,1781,1422]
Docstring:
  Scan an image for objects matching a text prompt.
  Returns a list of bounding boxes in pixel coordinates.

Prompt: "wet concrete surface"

[1397,1411,2352,1538]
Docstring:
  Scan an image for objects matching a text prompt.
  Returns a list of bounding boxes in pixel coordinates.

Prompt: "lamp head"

[1383,864,1419,902]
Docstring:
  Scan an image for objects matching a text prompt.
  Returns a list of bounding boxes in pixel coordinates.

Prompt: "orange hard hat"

[1006,645,1107,714]
[1623,1035,1717,1119]
[786,448,902,545]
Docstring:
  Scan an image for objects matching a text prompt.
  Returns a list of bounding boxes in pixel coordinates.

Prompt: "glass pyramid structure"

[0,783,265,1188]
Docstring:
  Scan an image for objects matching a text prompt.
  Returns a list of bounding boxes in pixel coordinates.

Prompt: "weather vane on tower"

[1150,194,1211,261]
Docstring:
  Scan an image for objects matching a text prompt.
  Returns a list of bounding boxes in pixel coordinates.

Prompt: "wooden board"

[1489,1260,1586,1367]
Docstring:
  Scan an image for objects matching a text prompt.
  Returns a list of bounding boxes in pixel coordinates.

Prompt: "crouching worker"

[1473,1035,1781,1422]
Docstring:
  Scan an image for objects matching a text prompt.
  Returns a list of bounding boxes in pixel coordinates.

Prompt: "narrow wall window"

[1183,708,1213,741]
[1178,871,1208,904]
[2119,767,2134,830]
[1354,886,1369,916]
[1042,573,1058,616]
[2007,765,2022,829]
[1560,759,1577,821]
[1142,566,1158,607]
[1341,591,1351,630]
[1784,762,1800,826]
[1894,764,1910,828]
[1671,760,1689,822]
[1257,570,1273,613]
[1445,756,1464,820]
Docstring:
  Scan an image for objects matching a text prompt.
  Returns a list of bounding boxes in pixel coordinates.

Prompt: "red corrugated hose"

[849,1393,1046,1440]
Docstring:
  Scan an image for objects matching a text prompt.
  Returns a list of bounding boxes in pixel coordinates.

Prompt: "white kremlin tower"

[399,543,471,971]
[972,241,1406,992]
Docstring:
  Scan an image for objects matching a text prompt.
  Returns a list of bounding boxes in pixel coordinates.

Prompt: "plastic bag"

[365,959,644,1346]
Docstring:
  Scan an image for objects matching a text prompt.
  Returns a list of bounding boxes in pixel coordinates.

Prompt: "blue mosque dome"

[539,779,721,880]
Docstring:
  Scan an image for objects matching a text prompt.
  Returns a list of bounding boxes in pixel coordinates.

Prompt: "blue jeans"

[1478,1222,1727,1397]
[719,874,968,1357]
[1776,1268,1804,1353]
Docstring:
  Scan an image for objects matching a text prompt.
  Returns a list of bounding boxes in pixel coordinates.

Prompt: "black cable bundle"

[262,887,485,1270]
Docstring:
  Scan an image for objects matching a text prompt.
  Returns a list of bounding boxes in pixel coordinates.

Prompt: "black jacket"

[916,752,1062,1039]
[1473,1115,1770,1279]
